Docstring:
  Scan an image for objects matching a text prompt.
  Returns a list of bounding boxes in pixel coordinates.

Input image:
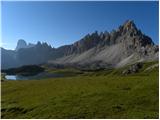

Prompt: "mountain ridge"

[15,39,35,51]
[1,20,159,69]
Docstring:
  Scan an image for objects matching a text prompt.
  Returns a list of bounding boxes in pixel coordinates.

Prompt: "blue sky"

[1,1,159,50]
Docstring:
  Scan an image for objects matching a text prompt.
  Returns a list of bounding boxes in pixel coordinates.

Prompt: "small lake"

[5,72,64,80]
[5,75,17,80]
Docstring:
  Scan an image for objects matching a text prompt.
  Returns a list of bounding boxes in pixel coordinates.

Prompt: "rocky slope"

[1,20,159,69]
[49,20,158,69]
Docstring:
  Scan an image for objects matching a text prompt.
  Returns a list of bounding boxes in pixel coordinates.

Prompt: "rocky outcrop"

[122,62,143,75]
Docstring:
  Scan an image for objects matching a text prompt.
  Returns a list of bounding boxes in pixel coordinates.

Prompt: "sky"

[1,1,159,50]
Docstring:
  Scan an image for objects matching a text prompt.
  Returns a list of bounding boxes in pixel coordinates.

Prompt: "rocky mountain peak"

[66,20,155,55]
[15,39,27,51]
[123,20,136,29]
[15,39,35,51]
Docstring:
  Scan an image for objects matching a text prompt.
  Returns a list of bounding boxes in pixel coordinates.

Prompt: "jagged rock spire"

[123,20,137,30]
[15,39,27,51]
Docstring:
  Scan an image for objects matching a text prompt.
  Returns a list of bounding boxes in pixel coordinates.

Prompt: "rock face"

[15,39,27,51]
[51,20,158,68]
[1,20,159,69]
[15,39,35,51]
[2,41,53,69]
[16,42,54,66]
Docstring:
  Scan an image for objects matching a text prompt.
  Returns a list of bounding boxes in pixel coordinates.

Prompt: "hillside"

[1,61,158,118]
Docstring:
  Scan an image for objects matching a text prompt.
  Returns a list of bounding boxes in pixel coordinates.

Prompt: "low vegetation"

[2,65,44,76]
[1,61,159,118]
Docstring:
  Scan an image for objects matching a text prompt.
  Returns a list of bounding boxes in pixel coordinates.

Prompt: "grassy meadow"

[1,61,159,118]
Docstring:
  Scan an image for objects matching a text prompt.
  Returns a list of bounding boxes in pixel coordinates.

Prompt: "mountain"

[16,42,54,66]
[49,20,158,69]
[1,48,18,69]
[15,39,27,51]
[15,39,35,51]
[1,20,159,69]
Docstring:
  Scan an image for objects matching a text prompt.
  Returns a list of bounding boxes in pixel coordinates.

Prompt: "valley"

[1,20,159,119]
[1,1,159,119]
[1,61,159,118]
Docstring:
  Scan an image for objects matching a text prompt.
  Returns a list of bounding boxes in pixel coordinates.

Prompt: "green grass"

[46,68,83,76]
[1,62,159,118]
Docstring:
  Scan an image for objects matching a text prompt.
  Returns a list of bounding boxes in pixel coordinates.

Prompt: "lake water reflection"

[5,75,17,80]
[5,72,64,80]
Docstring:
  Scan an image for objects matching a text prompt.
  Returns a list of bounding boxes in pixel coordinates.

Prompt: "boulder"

[122,62,143,75]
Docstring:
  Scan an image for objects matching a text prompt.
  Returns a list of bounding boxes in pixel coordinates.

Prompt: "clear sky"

[1,1,159,50]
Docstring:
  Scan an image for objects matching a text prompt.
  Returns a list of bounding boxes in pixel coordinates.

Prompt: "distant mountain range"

[1,20,159,69]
